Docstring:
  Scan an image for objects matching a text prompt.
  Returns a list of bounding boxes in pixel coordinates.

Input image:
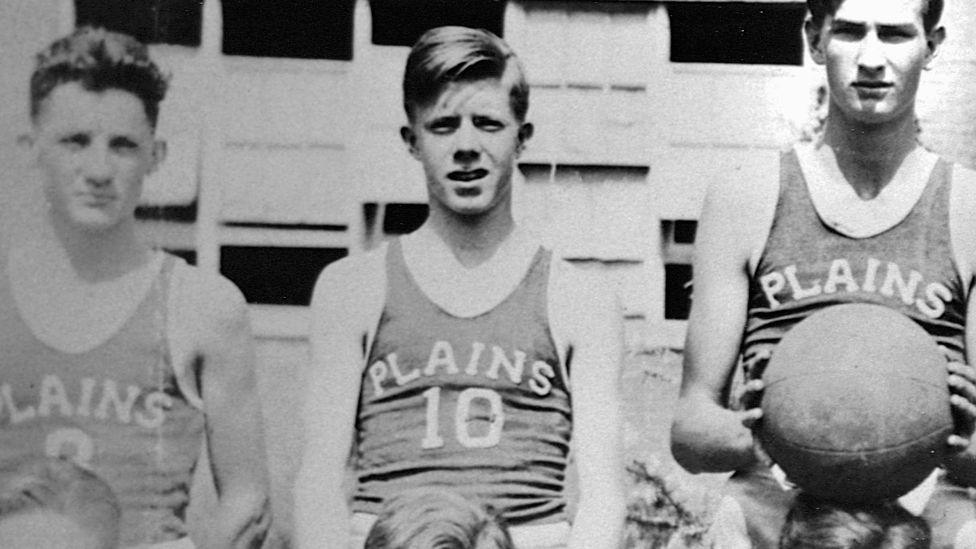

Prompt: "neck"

[46,213,149,282]
[425,198,515,268]
[821,105,920,198]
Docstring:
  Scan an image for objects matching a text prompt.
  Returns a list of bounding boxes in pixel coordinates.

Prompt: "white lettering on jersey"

[424,341,460,376]
[529,361,555,396]
[759,257,951,319]
[94,381,140,424]
[485,346,525,384]
[38,375,73,417]
[2,384,36,424]
[0,376,172,428]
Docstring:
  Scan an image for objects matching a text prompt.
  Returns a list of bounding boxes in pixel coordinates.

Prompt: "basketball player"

[294,26,625,549]
[1,27,270,548]
[363,488,514,549]
[670,0,976,547]
[0,457,121,549]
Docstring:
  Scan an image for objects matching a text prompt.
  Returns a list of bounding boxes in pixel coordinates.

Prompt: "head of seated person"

[0,457,121,549]
[780,492,930,549]
[365,487,514,549]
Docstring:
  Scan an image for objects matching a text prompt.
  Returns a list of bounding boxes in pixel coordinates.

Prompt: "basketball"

[759,303,953,503]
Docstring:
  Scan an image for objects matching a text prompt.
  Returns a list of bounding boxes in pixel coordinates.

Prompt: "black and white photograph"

[1,1,975,548]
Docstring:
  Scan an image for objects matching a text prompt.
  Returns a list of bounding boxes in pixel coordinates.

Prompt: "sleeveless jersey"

[0,253,205,547]
[352,239,572,525]
[743,149,968,376]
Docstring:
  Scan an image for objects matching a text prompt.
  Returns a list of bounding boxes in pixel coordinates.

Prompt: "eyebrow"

[831,18,918,32]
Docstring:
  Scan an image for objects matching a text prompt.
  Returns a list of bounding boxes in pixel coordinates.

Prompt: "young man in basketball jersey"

[1,27,270,548]
[294,26,625,549]
[670,0,976,547]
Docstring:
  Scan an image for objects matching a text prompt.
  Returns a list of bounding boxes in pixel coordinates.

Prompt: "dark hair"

[364,488,514,549]
[0,457,120,547]
[30,26,169,127]
[807,0,944,33]
[780,494,930,549]
[402,26,529,123]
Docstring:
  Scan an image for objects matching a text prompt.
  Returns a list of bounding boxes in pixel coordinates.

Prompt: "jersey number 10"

[421,387,504,449]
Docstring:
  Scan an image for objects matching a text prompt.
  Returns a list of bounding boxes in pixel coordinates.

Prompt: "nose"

[453,122,480,163]
[857,31,886,73]
[81,143,114,186]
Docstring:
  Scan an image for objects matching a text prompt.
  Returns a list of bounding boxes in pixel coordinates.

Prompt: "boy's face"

[30,82,163,233]
[807,0,943,126]
[401,78,532,219]
[0,511,113,549]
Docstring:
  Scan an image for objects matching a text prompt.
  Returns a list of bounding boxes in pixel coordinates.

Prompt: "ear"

[516,122,534,156]
[400,125,420,160]
[804,17,827,66]
[924,26,946,69]
[19,130,40,165]
[149,139,167,174]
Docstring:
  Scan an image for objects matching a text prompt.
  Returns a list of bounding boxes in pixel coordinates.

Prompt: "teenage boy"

[294,26,625,549]
[670,1,976,547]
[2,27,270,548]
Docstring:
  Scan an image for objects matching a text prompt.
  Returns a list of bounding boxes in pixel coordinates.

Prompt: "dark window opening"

[222,0,355,60]
[665,263,693,320]
[672,220,697,245]
[220,246,348,306]
[667,2,807,65]
[75,0,202,47]
[370,0,506,47]
[135,202,197,223]
[165,249,197,265]
[382,203,429,235]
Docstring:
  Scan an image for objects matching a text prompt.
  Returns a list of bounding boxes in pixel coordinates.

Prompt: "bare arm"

[194,276,271,549]
[555,266,626,549]
[670,169,776,474]
[294,256,382,549]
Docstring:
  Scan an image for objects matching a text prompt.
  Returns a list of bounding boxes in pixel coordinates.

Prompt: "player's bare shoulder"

[168,256,250,345]
[697,147,783,271]
[309,243,387,320]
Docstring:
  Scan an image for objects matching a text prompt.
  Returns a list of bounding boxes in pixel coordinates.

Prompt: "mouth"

[852,81,893,91]
[79,193,116,206]
[448,169,488,182]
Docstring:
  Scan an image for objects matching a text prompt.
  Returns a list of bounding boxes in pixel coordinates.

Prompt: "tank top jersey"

[742,149,967,378]
[0,253,204,547]
[352,239,572,525]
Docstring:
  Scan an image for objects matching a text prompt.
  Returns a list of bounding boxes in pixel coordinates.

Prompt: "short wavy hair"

[779,493,930,549]
[364,488,514,549]
[31,26,169,127]
[807,0,944,33]
[402,26,529,123]
[0,457,121,548]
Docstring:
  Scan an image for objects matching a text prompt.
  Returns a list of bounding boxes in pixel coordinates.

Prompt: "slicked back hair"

[806,0,944,33]
[402,26,529,124]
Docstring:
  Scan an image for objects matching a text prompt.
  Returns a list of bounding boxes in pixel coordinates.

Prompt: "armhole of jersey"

[950,164,976,297]
[361,243,390,369]
[747,149,786,278]
[546,253,573,389]
[166,257,205,411]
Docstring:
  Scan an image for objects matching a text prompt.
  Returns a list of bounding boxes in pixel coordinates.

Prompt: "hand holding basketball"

[734,349,773,469]
[946,358,976,452]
